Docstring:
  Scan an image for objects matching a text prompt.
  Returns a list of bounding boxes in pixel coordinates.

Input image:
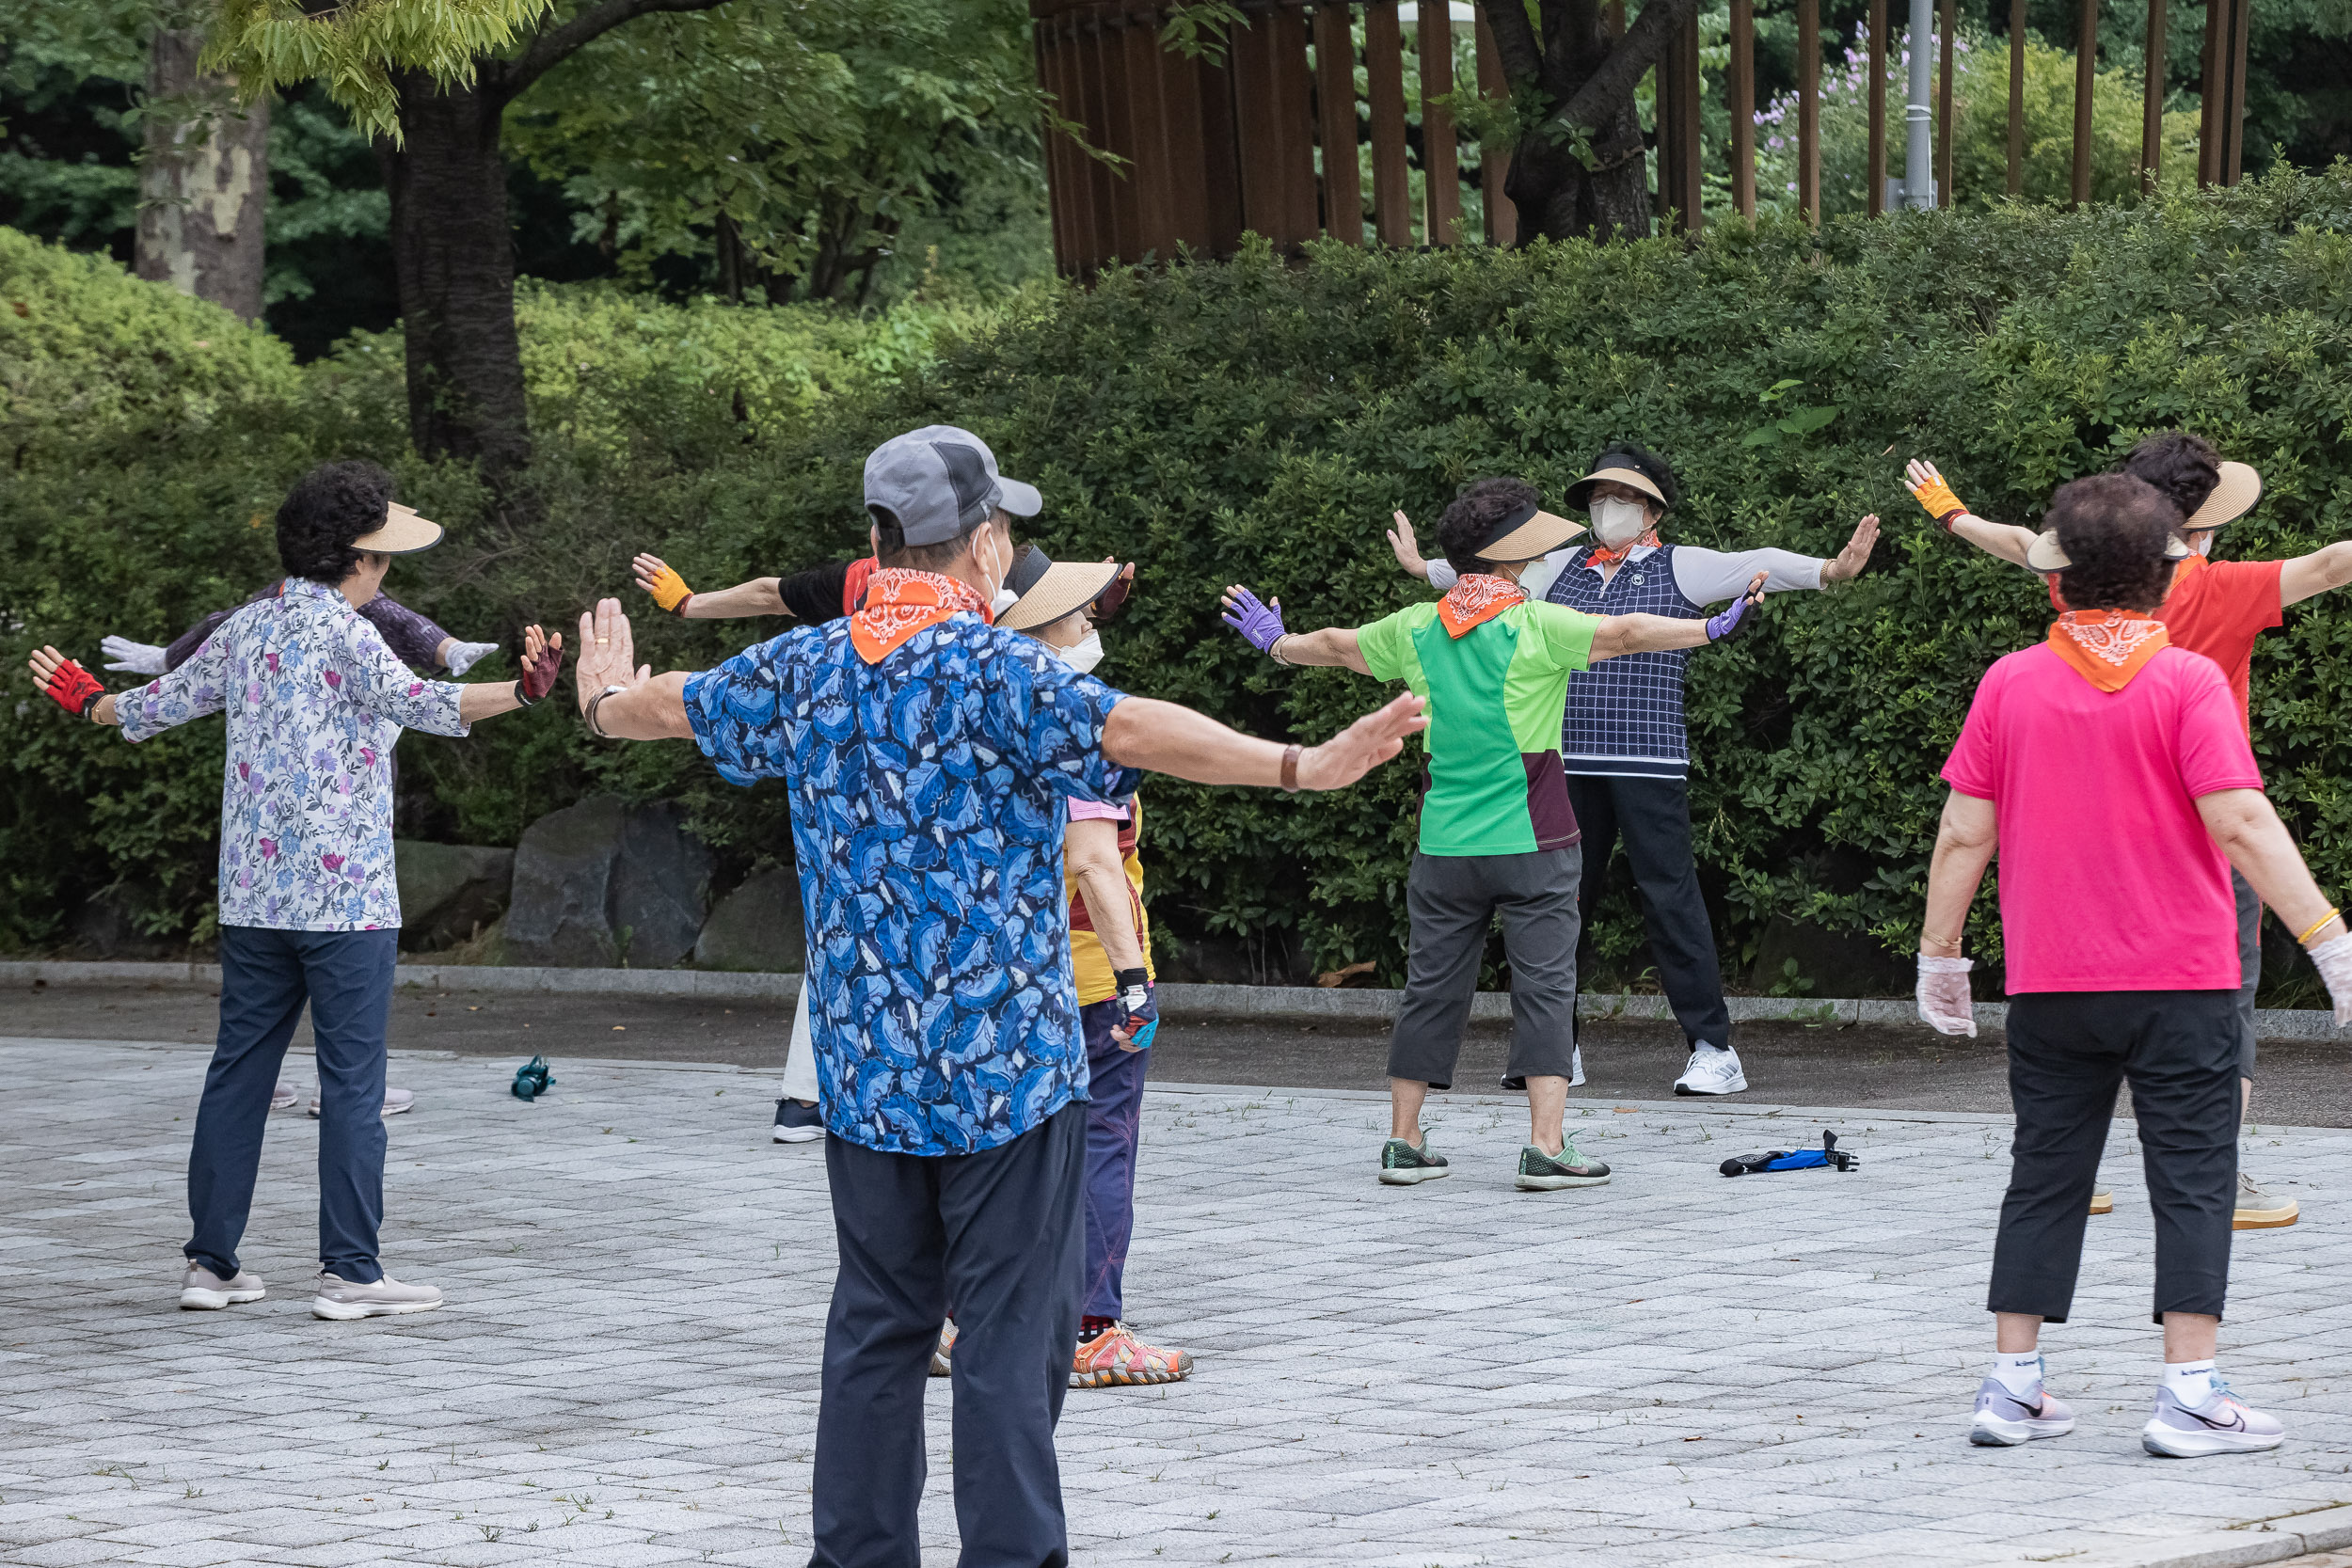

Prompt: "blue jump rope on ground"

[1720,1130,1858,1176]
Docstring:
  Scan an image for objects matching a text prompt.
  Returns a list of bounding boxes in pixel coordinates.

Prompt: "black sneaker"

[1516,1140,1611,1191]
[1378,1134,1451,1185]
[772,1099,824,1144]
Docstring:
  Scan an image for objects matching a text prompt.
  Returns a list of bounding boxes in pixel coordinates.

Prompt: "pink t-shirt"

[1941,642,2263,993]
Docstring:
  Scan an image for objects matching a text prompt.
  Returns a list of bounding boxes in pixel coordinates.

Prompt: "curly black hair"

[1437,477,1542,575]
[2122,431,2220,524]
[1578,441,1680,512]
[277,460,397,584]
[2052,473,2176,612]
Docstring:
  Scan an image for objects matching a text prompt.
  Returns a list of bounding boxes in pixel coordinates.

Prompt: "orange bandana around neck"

[850,568,991,663]
[1585,531,1659,569]
[1437,574,1526,639]
[2047,610,2170,691]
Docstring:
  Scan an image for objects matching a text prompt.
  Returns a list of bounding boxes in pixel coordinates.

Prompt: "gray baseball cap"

[863,425,1042,546]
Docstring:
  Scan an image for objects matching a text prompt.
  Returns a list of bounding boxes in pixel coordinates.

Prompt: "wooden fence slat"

[1474,10,1517,244]
[1161,40,1217,256]
[2224,0,2251,183]
[1314,4,1364,243]
[1936,0,1955,206]
[2072,0,2097,205]
[1418,0,1461,245]
[1228,6,1318,245]
[2007,0,2026,195]
[1120,14,1179,258]
[2140,0,2167,190]
[1035,24,1075,272]
[1278,7,1322,242]
[1365,0,1412,245]
[1659,13,1702,233]
[1798,0,1820,221]
[1196,51,1247,255]
[1866,0,1886,215]
[1730,0,1756,219]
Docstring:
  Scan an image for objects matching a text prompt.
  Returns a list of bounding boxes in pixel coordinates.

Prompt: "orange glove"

[1909,473,1968,529]
[640,561,693,614]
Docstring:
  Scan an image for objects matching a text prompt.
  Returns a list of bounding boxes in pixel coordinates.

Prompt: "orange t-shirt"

[2049,556,2280,732]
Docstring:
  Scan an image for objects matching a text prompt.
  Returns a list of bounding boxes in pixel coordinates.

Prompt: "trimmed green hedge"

[7,168,2352,995]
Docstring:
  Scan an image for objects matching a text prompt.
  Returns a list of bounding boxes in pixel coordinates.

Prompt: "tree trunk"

[1504,98,1652,242]
[136,30,268,322]
[377,71,532,495]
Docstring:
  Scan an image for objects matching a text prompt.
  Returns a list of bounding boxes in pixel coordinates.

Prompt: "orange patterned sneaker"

[930,1319,956,1377]
[1071,1323,1194,1389]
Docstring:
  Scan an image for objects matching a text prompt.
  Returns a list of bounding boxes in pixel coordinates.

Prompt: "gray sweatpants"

[1388,847,1581,1090]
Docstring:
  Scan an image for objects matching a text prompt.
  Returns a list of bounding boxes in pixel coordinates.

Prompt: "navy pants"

[1564,773,1735,1051]
[185,926,397,1284]
[1080,999,1150,1321]
[813,1102,1087,1568]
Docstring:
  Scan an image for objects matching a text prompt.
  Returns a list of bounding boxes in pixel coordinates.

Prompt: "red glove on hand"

[44,657,105,718]
[518,636,565,704]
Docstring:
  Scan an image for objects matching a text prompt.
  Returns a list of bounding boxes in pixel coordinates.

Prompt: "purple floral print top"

[116,577,469,931]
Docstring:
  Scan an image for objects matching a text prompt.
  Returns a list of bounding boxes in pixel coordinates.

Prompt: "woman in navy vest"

[1392,443,1877,1098]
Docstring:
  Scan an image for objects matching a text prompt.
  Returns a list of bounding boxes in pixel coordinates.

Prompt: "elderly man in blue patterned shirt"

[28,460,561,1323]
[577,424,1424,1568]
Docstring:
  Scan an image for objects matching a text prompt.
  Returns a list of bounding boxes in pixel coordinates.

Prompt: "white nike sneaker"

[2142,1380,2284,1457]
[1674,1043,1747,1096]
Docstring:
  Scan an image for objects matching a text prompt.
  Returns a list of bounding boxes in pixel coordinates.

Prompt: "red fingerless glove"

[44,657,105,718]
[1094,567,1134,622]
[518,640,565,703]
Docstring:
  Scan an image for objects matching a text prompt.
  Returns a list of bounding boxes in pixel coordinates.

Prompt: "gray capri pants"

[1388,847,1581,1089]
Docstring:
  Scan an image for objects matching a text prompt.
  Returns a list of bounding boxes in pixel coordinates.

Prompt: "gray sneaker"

[179,1262,265,1310]
[1969,1362,2075,1445]
[1515,1140,1612,1191]
[2142,1379,2284,1456]
[311,1271,444,1321]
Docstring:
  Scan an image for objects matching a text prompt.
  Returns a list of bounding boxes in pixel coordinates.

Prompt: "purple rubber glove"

[1704,587,1763,642]
[1219,585,1288,655]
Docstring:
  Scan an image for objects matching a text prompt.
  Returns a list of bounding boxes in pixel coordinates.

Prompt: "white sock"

[1693,1040,1729,1054]
[2164,1360,2217,1406]
[1991,1352,2043,1396]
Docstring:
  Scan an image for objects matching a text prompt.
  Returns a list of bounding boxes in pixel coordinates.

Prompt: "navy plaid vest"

[1544,545,1701,778]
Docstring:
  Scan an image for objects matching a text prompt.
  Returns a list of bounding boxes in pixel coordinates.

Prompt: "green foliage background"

[7,166,2352,988]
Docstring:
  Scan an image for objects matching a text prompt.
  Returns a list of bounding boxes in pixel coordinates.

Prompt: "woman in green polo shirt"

[1219,478,1765,1191]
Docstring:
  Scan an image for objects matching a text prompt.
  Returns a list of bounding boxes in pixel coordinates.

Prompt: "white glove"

[1916,954,1978,1037]
[101,636,168,675]
[2307,931,2352,1028]
[443,640,498,676]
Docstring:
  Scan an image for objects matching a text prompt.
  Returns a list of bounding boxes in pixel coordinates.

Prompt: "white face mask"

[975,528,1011,611]
[1591,497,1651,548]
[2190,531,2215,558]
[1057,630,1104,674]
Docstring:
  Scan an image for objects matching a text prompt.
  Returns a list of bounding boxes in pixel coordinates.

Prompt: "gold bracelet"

[2297,906,2343,947]
[1921,927,1961,951]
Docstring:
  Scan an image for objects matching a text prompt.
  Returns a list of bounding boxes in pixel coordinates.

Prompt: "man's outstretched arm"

[1216,586,1372,673]
[576,600,693,738]
[1103,693,1424,790]
[632,553,788,620]
[1907,459,2037,569]
[1587,572,1769,660]
[2280,542,2352,608]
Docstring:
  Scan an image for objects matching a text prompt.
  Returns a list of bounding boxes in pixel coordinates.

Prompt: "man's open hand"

[1295,692,1429,791]
[1386,511,1430,579]
[576,598,649,714]
[1823,515,1879,583]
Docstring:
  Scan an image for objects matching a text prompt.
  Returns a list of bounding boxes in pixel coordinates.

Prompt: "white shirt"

[1427,542,1828,603]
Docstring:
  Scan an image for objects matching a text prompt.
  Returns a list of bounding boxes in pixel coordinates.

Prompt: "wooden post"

[1866,0,1886,214]
[2139,0,2167,191]
[1474,9,1518,244]
[1730,0,1756,219]
[2072,0,2097,204]
[1798,0,1820,221]
[1673,12,1704,232]
[1418,0,1461,245]
[1314,4,1364,242]
[1936,0,1955,206]
[2007,0,2026,195]
[2224,0,2251,183]
[1365,0,1413,244]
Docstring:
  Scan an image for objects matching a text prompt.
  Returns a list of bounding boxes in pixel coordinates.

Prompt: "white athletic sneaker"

[1969,1364,2076,1446]
[179,1262,265,1310]
[311,1271,444,1321]
[1674,1043,1747,1096]
[2142,1380,2284,1456]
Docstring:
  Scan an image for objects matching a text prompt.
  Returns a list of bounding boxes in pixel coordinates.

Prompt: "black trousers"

[1990,990,2238,1325]
[1564,773,1733,1050]
[1388,848,1582,1089]
[812,1102,1087,1568]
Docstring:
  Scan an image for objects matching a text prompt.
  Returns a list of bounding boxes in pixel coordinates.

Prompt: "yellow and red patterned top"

[1066,794,1152,1006]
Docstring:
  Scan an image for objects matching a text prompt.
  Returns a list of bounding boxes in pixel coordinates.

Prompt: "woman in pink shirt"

[1915,473,2352,1457]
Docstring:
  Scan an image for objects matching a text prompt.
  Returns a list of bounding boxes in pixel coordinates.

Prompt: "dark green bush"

[8,166,2352,994]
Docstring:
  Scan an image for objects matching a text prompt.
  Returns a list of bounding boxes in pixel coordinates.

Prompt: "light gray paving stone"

[12,1037,2352,1566]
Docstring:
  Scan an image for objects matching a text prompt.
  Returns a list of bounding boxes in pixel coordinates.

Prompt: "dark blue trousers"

[812,1101,1087,1568]
[1080,1000,1149,1321]
[185,926,397,1284]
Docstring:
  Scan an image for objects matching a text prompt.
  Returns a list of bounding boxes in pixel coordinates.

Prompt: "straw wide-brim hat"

[1479,507,1587,563]
[351,501,444,555]
[998,549,1121,632]
[1564,464,1671,513]
[2026,529,2192,571]
[2182,461,2262,532]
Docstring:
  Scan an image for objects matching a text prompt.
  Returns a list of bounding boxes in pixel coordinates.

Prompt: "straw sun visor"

[2025,530,2192,571]
[1564,465,1670,513]
[2182,461,2262,533]
[351,501,444,555]
[997,548,1121,632]
[1478,507,1587,563]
